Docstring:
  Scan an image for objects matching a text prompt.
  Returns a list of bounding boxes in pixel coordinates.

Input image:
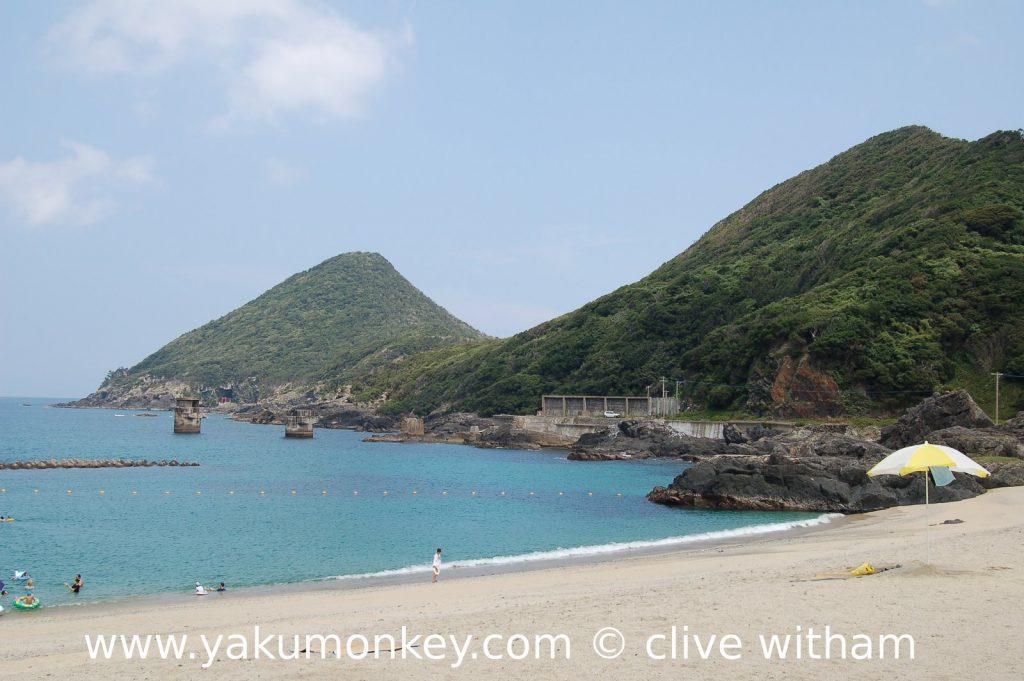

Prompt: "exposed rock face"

[424,413,499,437]
[769,354,843,418]
[647,454,986,513]
[880,390,994,449]
[928,426,1024,459]
[568,420,746,460]
[231,402,397,432]
[57,380,185,410]
[316,406,396,432]
[567,420,889,462]
[748,427,891,460]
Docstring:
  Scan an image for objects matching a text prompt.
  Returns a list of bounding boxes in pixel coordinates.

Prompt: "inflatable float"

[13,596,41,610]
[11,571,29,581]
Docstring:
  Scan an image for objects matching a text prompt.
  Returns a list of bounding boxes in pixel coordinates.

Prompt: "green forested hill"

[97,252,484,402]
[360,127,1024,416]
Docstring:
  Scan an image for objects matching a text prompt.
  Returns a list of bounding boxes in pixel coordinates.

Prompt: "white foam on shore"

[325,513,842,582]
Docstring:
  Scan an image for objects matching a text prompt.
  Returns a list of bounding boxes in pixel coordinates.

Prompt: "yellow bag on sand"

[850,562,875,576]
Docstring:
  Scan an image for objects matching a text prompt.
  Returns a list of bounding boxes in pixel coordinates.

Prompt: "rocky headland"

[647,391,1024,513]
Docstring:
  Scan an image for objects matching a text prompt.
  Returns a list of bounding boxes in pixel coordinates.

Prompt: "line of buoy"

[0,488,629,497]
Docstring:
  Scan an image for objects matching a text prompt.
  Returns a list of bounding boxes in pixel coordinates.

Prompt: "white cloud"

[265,157,309,187]
[0,141,155,227]
[49,0,408,129]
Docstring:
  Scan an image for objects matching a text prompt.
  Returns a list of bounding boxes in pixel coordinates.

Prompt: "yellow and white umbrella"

[867,441,989,562]
[867,441,990,479]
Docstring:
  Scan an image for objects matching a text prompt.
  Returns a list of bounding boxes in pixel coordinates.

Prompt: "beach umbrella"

[867,441,989,561]
[867,441,990,479]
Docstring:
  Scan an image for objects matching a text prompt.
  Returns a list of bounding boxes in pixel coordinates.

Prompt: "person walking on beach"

[65,574,83,594]
[432,548,443,583]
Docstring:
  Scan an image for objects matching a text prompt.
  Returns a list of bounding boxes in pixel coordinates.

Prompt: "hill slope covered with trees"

[358,127,1024,417]
[85,252,485,405]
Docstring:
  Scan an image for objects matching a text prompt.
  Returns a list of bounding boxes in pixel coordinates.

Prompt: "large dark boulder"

[647,454,987,513]
[1001,411,1024,436]
[880,390,994,449]
[722,423,749,444]
[982,460,1024,488]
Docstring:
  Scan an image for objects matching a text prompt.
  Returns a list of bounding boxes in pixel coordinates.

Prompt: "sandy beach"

[1,488,1021,680]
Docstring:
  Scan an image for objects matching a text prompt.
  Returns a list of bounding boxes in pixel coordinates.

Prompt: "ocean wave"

[325,513,842,581]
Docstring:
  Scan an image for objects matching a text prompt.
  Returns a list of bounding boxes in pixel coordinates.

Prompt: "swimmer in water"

[65,574,83,594]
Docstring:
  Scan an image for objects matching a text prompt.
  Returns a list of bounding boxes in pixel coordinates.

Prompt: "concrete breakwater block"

[0,459,200,470]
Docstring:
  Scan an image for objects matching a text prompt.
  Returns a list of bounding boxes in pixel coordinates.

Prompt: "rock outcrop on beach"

[927,426,1024,459]
[647,454,986,513]
[879,390,994,449]
[566,420,890,462]
[981,460,1024,488]
[646,393,1024,513]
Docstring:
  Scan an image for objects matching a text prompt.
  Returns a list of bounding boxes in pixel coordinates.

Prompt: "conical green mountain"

[363,127,1024,416]
[91,252,484,404]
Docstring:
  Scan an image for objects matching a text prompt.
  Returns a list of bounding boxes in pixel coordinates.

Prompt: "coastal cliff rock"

[880,390,994,449]
[567,420,888,462]
[57,377,190,410]
[568,420,746,460]
[647,454,986,513]
[316,406,396,432]
[231,402,397,432]
[928,426,1024,459]
[747,427,891,460]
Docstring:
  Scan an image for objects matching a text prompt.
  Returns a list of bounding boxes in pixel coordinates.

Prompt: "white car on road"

[603,410,621,418]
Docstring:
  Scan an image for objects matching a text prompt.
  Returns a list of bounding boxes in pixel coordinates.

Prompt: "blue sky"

[1,0,1021,397]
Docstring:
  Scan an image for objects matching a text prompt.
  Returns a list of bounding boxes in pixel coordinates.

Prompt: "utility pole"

[993,372,1003,424]
[660,376,667,398]
[675,380,682,400]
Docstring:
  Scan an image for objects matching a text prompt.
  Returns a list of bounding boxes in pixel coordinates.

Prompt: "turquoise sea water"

[0,397,826,608]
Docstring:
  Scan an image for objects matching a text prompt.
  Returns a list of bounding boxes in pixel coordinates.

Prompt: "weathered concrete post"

[284,408,315,438]
[401,417,425,436]
[173,397,202,434]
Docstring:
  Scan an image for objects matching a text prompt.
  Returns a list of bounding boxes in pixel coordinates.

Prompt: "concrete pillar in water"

[173,397,202,434]
[284,408,315,438]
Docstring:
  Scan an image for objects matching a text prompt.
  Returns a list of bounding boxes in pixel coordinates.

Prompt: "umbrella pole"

[924,470,930,566]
